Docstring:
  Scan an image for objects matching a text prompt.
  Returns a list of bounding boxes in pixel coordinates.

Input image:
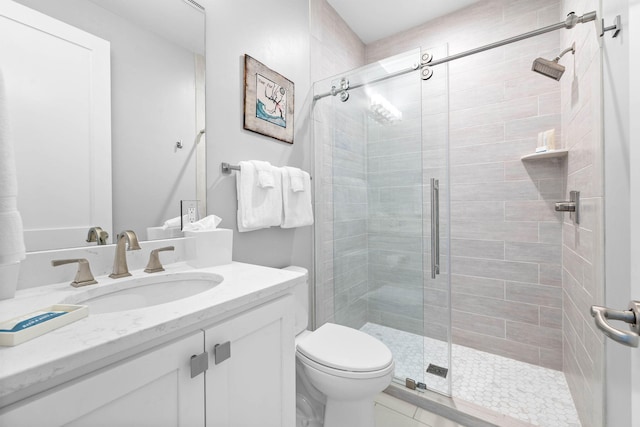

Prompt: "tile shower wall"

[366,0,566,369]
[330,91,369,329]
[559,0,604,425]
[365,69,425,335]
[310,0,366,327]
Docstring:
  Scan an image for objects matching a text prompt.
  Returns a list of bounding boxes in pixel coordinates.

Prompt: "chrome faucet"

[86,226,109,245]
[109,230,141,279]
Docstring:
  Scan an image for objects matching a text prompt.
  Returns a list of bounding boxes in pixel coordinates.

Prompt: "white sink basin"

[60,272,223,314]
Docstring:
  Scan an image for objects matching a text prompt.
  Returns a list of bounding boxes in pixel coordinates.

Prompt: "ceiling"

[327,0,482,44]
[88,0,204,54]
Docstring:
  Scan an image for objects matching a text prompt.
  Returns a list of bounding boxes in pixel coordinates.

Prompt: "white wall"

[203,0,311,271]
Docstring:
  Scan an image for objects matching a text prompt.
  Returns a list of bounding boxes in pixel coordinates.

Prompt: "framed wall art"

[243,54,294,144]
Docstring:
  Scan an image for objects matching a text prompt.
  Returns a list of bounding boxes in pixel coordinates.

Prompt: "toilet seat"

[297,350,395,380]
[296,323,394,379]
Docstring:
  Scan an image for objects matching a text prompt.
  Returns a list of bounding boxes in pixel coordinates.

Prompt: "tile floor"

[375,393,463,427]
[362,323,581,427]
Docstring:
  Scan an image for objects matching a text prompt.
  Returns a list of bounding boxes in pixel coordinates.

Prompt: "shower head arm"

[555,43,577,62]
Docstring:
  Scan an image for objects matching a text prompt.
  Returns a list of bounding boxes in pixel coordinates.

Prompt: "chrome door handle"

[430,178,440,279]
[590,301,640,347]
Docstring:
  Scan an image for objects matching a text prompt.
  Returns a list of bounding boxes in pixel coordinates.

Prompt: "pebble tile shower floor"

[361,323,581,427]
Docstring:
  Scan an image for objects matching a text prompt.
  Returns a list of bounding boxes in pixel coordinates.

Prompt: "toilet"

[285,267,395,427]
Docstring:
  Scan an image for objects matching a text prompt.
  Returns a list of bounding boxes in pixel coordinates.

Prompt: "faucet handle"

[86,226,109,245]
[144,246,175,273]
[52,258,98,287]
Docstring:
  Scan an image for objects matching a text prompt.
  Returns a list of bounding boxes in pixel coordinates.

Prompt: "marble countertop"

[0,261,306,408]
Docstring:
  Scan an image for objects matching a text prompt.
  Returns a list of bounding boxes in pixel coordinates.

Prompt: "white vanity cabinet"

[0,296,295,427]
[205,295,296,427]
[0,332,205,427]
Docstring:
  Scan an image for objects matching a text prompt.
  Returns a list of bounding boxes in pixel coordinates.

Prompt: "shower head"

[531,57,566,80]
[531,43,575,81]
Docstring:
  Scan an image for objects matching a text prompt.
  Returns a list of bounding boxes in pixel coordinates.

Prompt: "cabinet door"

[0,332,205,427]
[205,296,295,427]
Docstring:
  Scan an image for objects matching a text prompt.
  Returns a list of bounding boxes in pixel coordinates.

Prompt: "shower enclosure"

[311,8,605,423]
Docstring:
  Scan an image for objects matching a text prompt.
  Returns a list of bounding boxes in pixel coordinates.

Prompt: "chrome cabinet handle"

[590,301,640,347]
[430,178,440,279]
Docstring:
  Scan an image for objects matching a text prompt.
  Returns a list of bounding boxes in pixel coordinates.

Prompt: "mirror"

[3,0,206,251]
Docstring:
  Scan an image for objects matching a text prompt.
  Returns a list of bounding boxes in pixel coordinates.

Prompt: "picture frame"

[243,54,294,144]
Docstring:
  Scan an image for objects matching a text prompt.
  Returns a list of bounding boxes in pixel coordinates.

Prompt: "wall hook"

[600,15,621,38]
[176,140,183,149]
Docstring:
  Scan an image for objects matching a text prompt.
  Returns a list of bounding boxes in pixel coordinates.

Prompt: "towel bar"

[221,162,312,179]
[221,162,240,174]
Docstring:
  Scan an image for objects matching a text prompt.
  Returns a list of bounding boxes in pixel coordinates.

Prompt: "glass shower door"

[312,47,452,395]
[420,44,451,395]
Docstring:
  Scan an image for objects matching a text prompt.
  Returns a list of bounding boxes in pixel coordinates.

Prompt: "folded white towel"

[236,161,282,232]
[182,214,222,231]
[0,68,25,265]
[286,166,305,192]
[251,160,275,189]
[281,167,313,228]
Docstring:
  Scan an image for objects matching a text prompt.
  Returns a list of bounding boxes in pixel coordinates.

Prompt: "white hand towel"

[281,167,313,228]
[0,69,25,265]
[236,161,282,232]
[287,166,305,192]
[251,160,275,188]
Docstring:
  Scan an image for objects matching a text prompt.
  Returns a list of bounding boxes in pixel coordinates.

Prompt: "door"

[629,0,640,423]
[602,0,640,426]
[313,47,454,395]
[0,0,112,251]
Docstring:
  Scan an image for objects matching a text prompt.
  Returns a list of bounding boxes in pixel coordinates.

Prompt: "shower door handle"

[430,178,440,279]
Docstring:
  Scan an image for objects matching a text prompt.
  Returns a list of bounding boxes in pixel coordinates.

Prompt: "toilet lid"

[296,323,393,372]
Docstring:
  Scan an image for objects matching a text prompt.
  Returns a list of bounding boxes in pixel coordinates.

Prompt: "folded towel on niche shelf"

[281,167,313,228]
[236,161,282,232]
[251,160,275,188]
[0,69,25,265]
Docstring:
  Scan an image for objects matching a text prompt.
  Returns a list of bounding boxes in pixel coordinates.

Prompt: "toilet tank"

[282,266,309,334]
